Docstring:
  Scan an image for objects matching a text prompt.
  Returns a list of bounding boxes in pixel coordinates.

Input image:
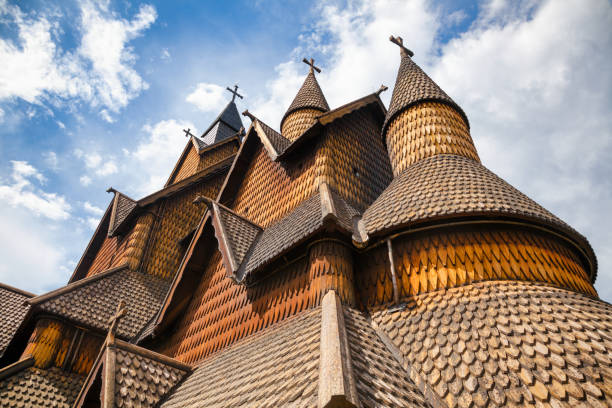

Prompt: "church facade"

[0,36,610,408]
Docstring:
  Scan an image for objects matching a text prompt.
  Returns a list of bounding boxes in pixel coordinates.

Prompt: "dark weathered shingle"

[200,100,243,145]
[159,307,321,408]
[383,53,468,136]
[30,267,170,339]
[0,366,84,408]
[0,284,31,358]
[215,204,261,269]
[108,191,137,237]
[371,281,612,407]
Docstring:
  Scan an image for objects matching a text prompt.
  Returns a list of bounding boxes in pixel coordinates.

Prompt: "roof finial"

[242,109,256,122]
[377,85,388,95]
[106,187,117,194]
[183,128,194,138]
[226,84,243,102]
[389,35,414,58]
[302,57,321,74]
[105,300,126,344]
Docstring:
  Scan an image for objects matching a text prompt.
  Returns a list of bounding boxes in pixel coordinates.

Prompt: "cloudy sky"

[1,0,611,300]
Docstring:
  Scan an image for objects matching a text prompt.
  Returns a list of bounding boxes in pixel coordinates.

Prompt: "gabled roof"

[28,265,170,339]
[361,154,597,279]
[106,189,137,237]
[383,51,468,137]
[280,70,330,129]
[158,291,432,408]
[0,358,84,408]
[73,339,190,408]
[200,100,243,145]
[0,283,32,359]
[204,183,359,284]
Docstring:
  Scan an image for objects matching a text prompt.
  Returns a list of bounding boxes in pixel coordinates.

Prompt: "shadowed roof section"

[362,154,597,279]
[107,189,137,237]
[281,70,330,128]
[200,100,243,145]
[0,283,32,359]
[73,339,190,408]
[28,266,170,339]
[382,47,468,137]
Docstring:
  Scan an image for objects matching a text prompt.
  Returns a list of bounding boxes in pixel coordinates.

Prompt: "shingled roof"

[159,291,432,408]
[0,283,32,359]
[107,190,137,237]
[371,280,612,407]
[200,100,243,145]
[28,266,170,339]
[203,183,359,283]
[0,359,84,408]
[281,70,330,129]
[74,339,190,408]
[362,154,596,278]
[382,48,468,137]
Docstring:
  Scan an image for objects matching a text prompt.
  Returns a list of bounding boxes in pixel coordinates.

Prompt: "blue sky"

[1,0,611,301]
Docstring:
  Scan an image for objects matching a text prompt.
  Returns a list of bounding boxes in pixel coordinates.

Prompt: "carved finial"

[389,35,414,57]
[376,85,388,95]
[193,195,213,207]
[106,187,117,194]
[183,128,194,138]
[237,126,245,136]
[242,109,256,122]
[105,300,126,344]
[226,84,243,102]
[302,57,321,74]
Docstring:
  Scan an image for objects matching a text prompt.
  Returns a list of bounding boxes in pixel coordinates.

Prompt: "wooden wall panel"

[231,144,320,228]
[386,102,479,176]
[171,145,200,184]
[85,232,131,277]
[163,240,356,364]
[142,176,224,280]
[281,108,321,142]
[355,225,596,309]
[197,141,239,172]
[22,319,72,369]
[321,109,393,212]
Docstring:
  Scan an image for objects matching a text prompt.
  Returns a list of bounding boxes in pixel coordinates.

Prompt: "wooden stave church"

[0,36,610,408]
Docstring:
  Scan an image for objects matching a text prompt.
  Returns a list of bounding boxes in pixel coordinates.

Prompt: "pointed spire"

[383,35,469,137]
[199,98,244,145]
[280,57,330,129]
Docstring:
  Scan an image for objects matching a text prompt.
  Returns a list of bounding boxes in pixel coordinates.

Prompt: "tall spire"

[280,57,330,133]
[383,36,469,138]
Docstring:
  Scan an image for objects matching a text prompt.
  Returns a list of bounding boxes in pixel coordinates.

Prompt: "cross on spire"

[302,57,321,74]
[226,85,243,102]
[389,35,414,58]
[183,128,194,138]
[105,300,126,344]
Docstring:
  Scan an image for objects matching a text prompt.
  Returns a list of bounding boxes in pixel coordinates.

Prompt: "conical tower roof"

[200,100,243,145]
[382,37,468,137]
[280,63,329,129]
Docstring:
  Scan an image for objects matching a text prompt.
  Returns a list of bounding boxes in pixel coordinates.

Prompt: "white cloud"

[80,175,92,186]
[0,1,156,119]
[83,201,104,216]
[43,151,59,170]
[0,160,70,220]
[186,83,227,113]
[161,48,171,61]
[0,107,4,122]
[127,119,195,195]
[86,216,100,230]
[74,149,118,177]
[56,120,65,129]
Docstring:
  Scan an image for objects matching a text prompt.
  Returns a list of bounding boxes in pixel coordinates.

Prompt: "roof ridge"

[28,263,129,305]
[110,339,192,371]
[0,282,34,298]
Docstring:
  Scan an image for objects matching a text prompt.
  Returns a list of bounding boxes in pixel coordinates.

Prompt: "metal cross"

[183,128,194,138]
[302,57,321,73]
[226,85,243,102]
[389,35,414,57]
[105,300,126,344]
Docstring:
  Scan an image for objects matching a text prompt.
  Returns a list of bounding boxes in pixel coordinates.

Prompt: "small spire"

[226,85,243,102]
[389,35,414,58]
[183,128,194,138]
[302,57,321,74]
[105,300,126,344]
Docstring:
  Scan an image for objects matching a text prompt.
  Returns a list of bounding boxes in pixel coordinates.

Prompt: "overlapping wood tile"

[0,284,32,359]
[371,280,612,407]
